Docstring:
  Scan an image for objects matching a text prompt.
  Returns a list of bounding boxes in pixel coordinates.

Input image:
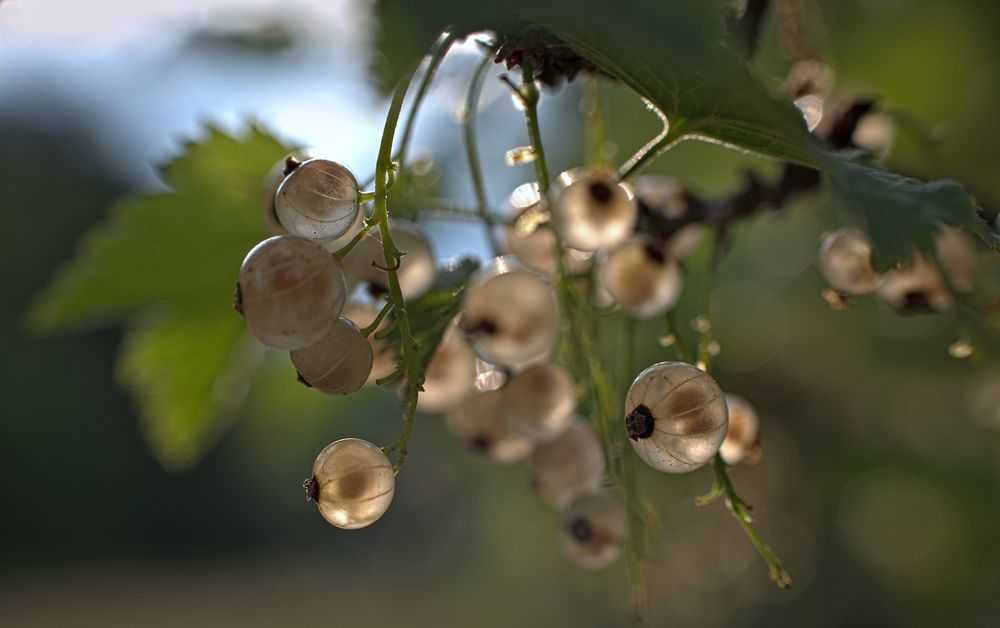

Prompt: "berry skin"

[445,389,533,463]
[551,169,638,252]
[274,158,361,241]
[719,394,760,466]
[417,327,476,413]
[561,492,628,570]
[817,228,882,295]
[237,235,347,350]
[934,226,977,293]
[290,317,373,395]
[460,261,559,369]
[321,204,366,254]
[262,150,312,236]
[530,419,605,508]
[634,176,703,259]
[502,362,577,441]
[341,302,397,384]
[597,235,683,317]
[624,361,728,473]
[876,254,952,313]
[304,438,394,530]
[343,220,436,300]
[503,182,592,276]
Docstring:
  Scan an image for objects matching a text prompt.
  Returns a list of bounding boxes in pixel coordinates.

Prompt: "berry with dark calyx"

[503,182,592,276]
[597,235,683,318]
[290,317,373,395]
[238,235,347,350]
[305,438,394,530]
[530,418,605,508]
[551,169,638,252]
[275,158,361,241]
[624,361,729,473]
[445,389,532,463]
[876,253,953,313]
[561,492,628,570]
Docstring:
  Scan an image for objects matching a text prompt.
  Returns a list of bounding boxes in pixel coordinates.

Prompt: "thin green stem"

[394,31,458,169]
[360,300,393,337]
[710,454,793,588]
[665,310,693,363]
[464,49,501,255]
[518,63,550,194]
[696,229,723,370]
[333,221,377,260]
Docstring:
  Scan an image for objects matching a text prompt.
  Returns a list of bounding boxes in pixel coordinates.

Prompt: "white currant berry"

[634,176,703,259]
[876,253,952,312]
[321,204,366,254]
[502,362,576,441]
[460,261,559,369]
[262,150,312,235]
[503,182,592,276]
[290,317,373,395]
[530,419,605,508]
[817,228,883,295]
[719,394,760,466]
[624,361,728,473]
[237,235,347,350]
[417,327,476,413]
[445,389,532,463]
[343,221,436,300]
[935,226,977,293]
[551,169,638,252]
[304,438,394,530]
[852,112,897,159]
[561,492,627,570]
[274,158,361,241]
[341,301,396,384]
[785,60,835,132]
[598,235,684,318]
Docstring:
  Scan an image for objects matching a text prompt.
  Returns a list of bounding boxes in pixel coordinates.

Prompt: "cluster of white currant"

[817,225,978,314]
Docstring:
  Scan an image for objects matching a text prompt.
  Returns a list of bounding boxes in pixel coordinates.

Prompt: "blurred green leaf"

[28,125,290,469]
[374,0,998,266]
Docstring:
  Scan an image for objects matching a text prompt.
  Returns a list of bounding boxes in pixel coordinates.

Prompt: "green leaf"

[373,0,997,266]
[119,312,263,471]
[29,124,290,469]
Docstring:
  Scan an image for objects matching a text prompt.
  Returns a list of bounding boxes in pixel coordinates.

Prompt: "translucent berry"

[262,150,312,235]
[238,235,347,350]
[304,438,394,530]
[634,176,703,258]
[341,302,396,384]
[876,254,952,313]
[817,228,882,295]
[460,261,559,369]
[785,60,835,132]
[551,169,638,252]
[935,226,977,293]
[417,327,476,413]
[344,221,436,300]
[445,389,532,463]
[624,361,728,473]
[561,492,627,570]
[503,182,592,276]
[274,158,361,241]
[530,419,605,508]
[290,317,373,395]
[321,204,366,255]
[719,394,760,465]
[502,362,576,441]
[598,235,684,317]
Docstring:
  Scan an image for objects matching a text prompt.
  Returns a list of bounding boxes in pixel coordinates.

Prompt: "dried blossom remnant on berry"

[492,21,610,87]
[625,404,656,440]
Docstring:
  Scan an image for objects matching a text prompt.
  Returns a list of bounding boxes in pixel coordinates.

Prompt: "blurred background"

[2,0,999,626]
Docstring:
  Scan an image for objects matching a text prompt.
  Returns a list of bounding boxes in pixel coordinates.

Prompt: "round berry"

[238,235,347,350]
[634,176,703,259]
[344,220,436,300]
[876,253,952,313]
[530,419,605,508]
[817,228,883,295]
[719,394,760,466]
[502,362,576,441]
[262,150,312,236]
[598,235,683,317]
[304,438,394,530]
[551,169,638,252]
[561,492,627,570]
[460,262,559,369]
[290,317,373,395]
[321,204,366,255]
[417,327,476,413]
[341,301,397,384]
[503,182,592,276]
[275,158,361,241]
[624,361,728,473]
[445,389,532,463]
[935,226,977,293]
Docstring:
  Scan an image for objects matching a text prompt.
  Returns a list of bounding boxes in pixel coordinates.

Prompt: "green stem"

[696,229,723,370]
[518,63,550,194]
[394,31,458,169]
[616,105,674,181]
[464,49,501,255]
[360,300,393,337]
[665,310,692,363]
[333,221,377,260]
